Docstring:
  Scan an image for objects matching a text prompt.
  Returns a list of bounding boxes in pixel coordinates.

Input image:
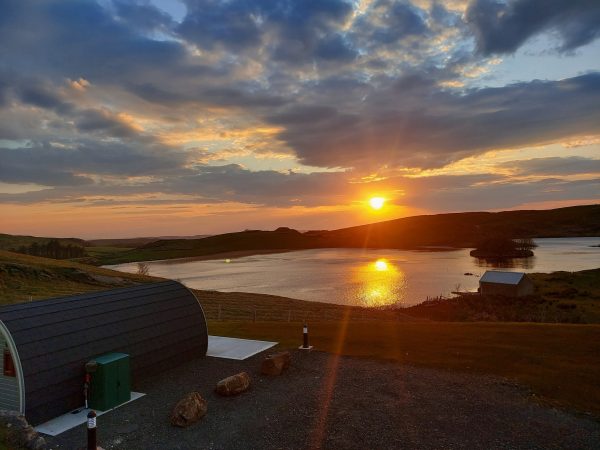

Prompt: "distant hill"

[0,233,85,251]
[323,204,600,249]
[97,205,599,264]
[86,235,212,248]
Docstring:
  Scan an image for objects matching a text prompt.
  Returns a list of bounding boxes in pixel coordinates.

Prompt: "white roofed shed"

[479,271,534,297]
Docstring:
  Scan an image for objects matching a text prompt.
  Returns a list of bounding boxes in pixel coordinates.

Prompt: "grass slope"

[405,269,600,323]
[0,250,156,303]
[209,320,600,418]
[95,204,600,264]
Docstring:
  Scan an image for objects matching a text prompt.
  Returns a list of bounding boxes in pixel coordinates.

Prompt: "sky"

[0,0,599,239]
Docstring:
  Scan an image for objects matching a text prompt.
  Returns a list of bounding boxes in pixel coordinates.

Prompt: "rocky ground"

[48,350,600,450]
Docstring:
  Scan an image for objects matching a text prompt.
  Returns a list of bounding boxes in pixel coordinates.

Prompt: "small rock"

[261,351,291,376]
[216,372,251,396]
[170,392,208,428]
[27,435,47,450]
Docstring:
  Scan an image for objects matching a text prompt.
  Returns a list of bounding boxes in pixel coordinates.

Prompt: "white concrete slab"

[207,335,277,360]
[36,392,145,436]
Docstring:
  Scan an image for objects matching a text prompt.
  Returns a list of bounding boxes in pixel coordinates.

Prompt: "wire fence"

[200,302,411,323]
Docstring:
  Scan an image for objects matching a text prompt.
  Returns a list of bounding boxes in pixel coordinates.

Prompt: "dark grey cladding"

[0,281,208,425]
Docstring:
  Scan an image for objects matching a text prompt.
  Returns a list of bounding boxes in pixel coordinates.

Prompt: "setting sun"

[369,197,385,210]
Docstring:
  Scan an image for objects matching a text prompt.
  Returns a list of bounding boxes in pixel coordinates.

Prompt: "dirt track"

[50,350,600,449]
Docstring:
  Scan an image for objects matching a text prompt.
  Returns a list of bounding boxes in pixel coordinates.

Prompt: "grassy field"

[404,268,600,323]
[209,320,600,418]
[78,245,134,264]
[0,250,154,303]
[1,250,600,419]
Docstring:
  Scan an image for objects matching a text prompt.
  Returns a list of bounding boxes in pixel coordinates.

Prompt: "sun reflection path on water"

[355,258,407,307]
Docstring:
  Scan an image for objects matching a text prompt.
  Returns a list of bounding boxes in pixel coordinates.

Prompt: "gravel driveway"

[49,350,600,449]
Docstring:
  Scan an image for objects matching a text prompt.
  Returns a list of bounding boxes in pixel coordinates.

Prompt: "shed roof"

[0,281,207,424]
[480,271,526,285]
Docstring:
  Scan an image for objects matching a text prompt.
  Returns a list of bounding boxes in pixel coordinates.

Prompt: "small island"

[470,236,536,259]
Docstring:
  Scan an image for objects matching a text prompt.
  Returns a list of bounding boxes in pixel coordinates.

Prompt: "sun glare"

[369,197,385,210]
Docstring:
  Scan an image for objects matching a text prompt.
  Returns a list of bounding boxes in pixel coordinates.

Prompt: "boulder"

[0,410,47,450]
[215,372,251,396]
[170,392,208,428]
[260,351,291,376]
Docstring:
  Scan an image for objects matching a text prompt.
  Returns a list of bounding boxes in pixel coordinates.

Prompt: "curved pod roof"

[0,281,207,425]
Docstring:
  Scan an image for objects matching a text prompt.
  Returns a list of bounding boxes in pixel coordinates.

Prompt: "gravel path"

[49,351,600,450]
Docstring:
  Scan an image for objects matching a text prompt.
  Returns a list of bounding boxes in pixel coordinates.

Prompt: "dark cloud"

[178,0,354,64]
[314,34,357,62]
[0,162,94,187]
[0,141,188,186]
[16,85,73,114]
[198,87,287,108]
[267,105,339,125]
[267,73,600,169]
[161,164,353,206]
[467,0,600,55]
[407,177,600,211]
[500,157,600,176]
[0,73,154,142]
[75,109,139,138]
[177,0,262,51]
[0,0,187,84]
[112,0,175,33]
[0,163,354,207]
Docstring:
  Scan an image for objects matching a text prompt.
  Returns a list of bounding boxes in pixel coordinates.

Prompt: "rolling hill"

[97,204,600,264]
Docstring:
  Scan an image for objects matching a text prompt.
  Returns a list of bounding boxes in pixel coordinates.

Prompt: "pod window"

[3,348,15,377]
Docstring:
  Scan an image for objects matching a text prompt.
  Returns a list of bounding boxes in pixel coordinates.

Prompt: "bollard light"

[87,410,97,450]
[299,323,313,350]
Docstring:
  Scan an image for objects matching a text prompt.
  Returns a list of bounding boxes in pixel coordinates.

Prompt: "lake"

[107,237,600,307]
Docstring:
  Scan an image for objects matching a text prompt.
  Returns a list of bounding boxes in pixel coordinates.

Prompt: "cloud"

[353,0,429,46]
[267,73,600,169]
[112,0,175,33]
[1,165,596,218]
[16,84,73,113]
[75,109,141,138]
[467,0,600,55]
[0,0,598,222]
[499,156,600,176]
[178,0,355,64]
[0,0,188,84]
[409,177,600,211]
[161,164,354,206]
[0,141,188,186]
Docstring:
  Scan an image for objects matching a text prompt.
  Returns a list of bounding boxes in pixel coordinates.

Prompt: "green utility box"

[89,352,131,411]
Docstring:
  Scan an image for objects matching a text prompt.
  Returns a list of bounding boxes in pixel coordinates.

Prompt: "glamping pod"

[0,281,208,425]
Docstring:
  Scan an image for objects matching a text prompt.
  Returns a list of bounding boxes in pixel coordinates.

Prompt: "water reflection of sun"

[374,259,388,271]
[354,258,406,307]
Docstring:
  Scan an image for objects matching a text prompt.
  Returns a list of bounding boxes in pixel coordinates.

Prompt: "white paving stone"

[207,335,277,360]
[35,392,145,436]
